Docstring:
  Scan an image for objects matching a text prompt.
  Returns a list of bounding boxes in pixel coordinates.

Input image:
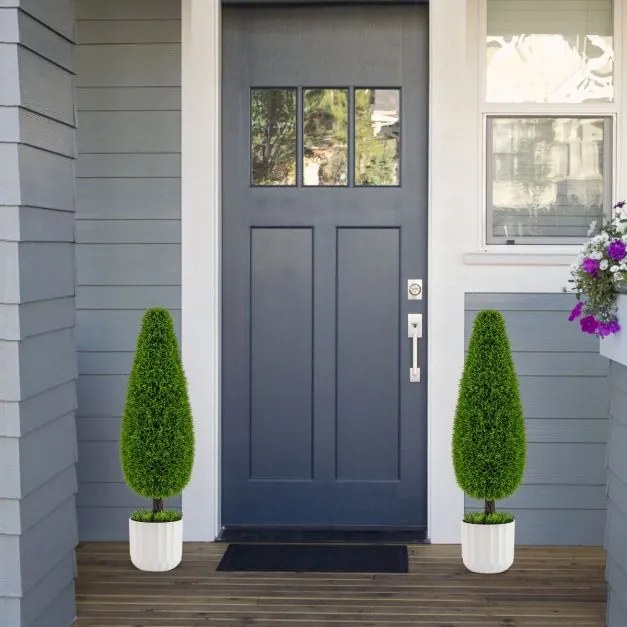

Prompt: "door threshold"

[219,527,428,544]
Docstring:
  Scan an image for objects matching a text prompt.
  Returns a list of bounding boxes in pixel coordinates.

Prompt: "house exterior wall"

[74,0,182,540]
[603,360,627,625]
[69,0,616,544]
[0,1,79,625]
[465,294,609,545]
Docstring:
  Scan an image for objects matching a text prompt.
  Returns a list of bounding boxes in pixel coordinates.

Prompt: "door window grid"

[251,87,401,188]
[481,0,617,246]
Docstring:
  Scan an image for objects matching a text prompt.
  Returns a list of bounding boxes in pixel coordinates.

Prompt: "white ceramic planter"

[461,520,515,574]
[129,518,183,572]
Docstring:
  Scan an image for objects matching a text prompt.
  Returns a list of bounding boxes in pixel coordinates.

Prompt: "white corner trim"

[428,0,468,544]
[600,294,627,366]
[181,0,221,541]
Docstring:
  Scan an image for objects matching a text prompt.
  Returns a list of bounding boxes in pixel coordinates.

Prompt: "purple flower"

[609,239,627,261]
[580,315,599,334]
[614,201,626,210]
[582,258,601,275]
[598,320,621,338]
[568,301,585,321]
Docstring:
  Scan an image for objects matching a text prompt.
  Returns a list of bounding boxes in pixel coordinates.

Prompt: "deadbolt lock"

[408,279,423,301]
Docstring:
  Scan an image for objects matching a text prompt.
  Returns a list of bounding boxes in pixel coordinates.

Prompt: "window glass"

[355,89,400,186]
[251,89,297,186]
[303,89,348,186]
[488,117,610,244]
[486,0,614,103]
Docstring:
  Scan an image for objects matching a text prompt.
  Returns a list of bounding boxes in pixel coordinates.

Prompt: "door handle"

[408,314,423,383]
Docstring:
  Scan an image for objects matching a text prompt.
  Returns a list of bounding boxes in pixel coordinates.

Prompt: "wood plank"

[74,544,606,627]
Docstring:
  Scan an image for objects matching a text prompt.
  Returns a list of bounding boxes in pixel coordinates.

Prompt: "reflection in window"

[486,0,614,103]
[251,89,297,186]
[488,117,610,244]
[303,89,348,186]
[355,89,400,186]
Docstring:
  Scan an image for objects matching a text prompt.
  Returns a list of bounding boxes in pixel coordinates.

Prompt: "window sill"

[463,251,577,266]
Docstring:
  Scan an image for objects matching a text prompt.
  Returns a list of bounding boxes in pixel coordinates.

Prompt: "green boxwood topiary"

[452,309,526,520]
[121,308,194,517]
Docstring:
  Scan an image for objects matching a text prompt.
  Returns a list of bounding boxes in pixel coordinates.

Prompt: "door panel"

[222,5,428,530]
[336,228,400,481]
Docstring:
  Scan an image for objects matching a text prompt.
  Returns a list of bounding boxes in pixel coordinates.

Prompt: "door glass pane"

[251,89,297,186]
[488,117,610,244]
[487,0,614,103]
[303,89,348,186]
[355,89,400,186]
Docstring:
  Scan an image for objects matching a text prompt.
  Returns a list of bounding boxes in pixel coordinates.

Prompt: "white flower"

[615,273,624,283]
[600,259,609,270]
[587,221,598,236]
[602,232,610,242]
[592,251,604,260]
[611,265,620,273]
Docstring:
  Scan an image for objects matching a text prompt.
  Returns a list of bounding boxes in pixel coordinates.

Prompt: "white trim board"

[181,0,221,541]
[181,0,623,543]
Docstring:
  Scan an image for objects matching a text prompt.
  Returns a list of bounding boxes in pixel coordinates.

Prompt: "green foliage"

[452,310,526,509]
[131,510,183,523]
[464,512,514,525]
[252,90,296,184]
[121,308,194,504]
[355,89,399,186]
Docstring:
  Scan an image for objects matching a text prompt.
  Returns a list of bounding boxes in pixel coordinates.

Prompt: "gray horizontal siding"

[75,0,181,20]
[605,361,627,626]
[75,0,182,541]
[77,19,181,45]
[76,87,181,111]
[18,10,74,71]
[464,293,609,546]
[76,179,181,219]
[77,111,181,153]
[0,3,78,625]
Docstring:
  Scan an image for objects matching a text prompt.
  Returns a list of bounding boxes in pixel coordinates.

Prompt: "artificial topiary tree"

[452,309,526,521]
[121,308,194,520]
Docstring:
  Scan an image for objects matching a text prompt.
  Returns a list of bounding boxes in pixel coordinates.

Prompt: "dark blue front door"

[222,4,428,531]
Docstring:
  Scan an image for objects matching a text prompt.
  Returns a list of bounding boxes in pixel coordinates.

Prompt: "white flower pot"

[129,518,183,572]
[461,520,515,574]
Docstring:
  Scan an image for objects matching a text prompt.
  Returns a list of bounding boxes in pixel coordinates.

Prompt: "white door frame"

[181,0,497,543]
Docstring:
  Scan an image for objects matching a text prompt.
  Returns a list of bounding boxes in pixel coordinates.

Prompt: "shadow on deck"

[74,543,606,626]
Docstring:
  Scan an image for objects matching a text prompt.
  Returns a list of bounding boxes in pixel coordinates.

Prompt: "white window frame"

[477,0,623,253]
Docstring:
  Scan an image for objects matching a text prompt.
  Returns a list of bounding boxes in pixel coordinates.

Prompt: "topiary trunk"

[121,308,194,517]
[452,310,526,519]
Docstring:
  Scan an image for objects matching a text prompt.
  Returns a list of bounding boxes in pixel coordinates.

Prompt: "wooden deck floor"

[75,543,607,626]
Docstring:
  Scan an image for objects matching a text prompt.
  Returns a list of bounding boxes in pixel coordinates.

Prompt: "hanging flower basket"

[566,201,627,338]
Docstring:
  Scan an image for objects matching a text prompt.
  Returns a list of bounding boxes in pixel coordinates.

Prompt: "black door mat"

[217,543,408,573]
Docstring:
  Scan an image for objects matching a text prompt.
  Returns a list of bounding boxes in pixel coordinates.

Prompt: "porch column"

[0,2,79,625]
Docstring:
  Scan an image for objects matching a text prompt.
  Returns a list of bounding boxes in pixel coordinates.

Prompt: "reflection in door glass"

[303,89,348,186]
[251,89,297,186]
[355,89,400,186]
